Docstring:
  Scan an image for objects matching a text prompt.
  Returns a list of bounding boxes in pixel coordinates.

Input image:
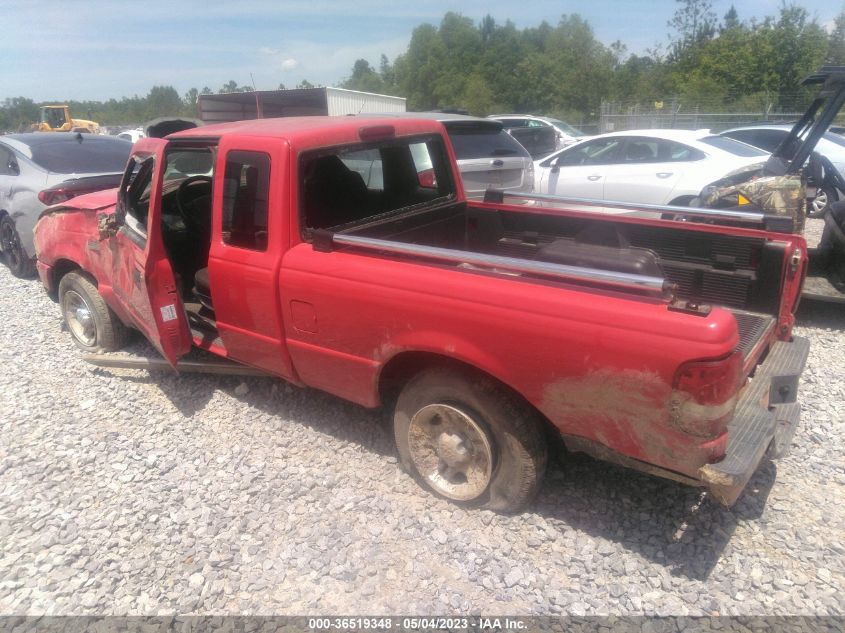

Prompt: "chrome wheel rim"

[63,290,96,347]
[812,190,828,215]
[407,403,493,501]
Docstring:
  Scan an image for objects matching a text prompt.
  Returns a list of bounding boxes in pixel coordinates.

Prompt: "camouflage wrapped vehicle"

[699,66,845,303]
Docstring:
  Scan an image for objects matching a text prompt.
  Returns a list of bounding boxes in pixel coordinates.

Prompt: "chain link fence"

[596,93,845,134]
[599,100,807,134]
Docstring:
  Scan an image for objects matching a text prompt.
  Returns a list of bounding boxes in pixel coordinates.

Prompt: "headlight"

[699,184,717,201]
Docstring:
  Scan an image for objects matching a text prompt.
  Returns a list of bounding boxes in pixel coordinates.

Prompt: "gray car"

[0,133,131,277]
[433,114,534,199]
[357,113,534,200]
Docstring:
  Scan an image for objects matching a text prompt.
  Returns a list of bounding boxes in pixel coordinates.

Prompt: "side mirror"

[8,160,19,176]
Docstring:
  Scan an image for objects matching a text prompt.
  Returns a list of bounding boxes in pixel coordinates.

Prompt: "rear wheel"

[0,215,35,278]
[394,365,547,512]
[58,271,129,352]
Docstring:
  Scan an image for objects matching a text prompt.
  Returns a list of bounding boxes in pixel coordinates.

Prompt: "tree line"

[342,1,845,121]
[2,0,844,131]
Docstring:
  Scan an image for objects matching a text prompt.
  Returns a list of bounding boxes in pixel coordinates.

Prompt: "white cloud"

[280,58,298,71]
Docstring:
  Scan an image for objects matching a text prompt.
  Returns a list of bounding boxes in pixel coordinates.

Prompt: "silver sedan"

[0,133,131,277]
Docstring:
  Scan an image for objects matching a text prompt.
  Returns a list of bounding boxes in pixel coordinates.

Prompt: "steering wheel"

[175,175,213,231]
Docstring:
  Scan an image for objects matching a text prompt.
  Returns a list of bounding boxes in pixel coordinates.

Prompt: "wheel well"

[50,259,82,299]
[668,195,695,206]
[377,351,561,442]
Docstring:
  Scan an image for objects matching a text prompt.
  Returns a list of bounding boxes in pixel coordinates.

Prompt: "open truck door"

[106,137,191,366]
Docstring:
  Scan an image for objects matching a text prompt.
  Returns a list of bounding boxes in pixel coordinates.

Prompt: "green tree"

[0,97,39,132]
[668,0,717,60]
[341,59,386,93]
[828,5,845,65]
[145,85,182,118]
[721,5,740,32]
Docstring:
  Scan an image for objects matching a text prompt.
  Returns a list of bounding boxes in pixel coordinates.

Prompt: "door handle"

[656,172,673,178]
[587,174,602,181]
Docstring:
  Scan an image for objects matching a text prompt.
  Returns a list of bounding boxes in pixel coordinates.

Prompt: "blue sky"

[3,0,840,102]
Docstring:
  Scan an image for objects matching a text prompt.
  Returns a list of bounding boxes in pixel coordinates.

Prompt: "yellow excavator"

[32,105,100,133]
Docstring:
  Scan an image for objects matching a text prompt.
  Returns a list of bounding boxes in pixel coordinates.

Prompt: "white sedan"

[534,129,767,208]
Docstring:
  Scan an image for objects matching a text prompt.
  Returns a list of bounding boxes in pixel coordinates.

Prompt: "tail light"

[38,187,79,206]
[526,160,535,191]
[417,168,437,189]
[672,351,743,439]
[38,174,123,207]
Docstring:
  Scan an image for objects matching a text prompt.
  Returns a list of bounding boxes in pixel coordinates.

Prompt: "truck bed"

[335,201,788,368]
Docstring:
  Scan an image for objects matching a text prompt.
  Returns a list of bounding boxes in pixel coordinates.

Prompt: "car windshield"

[546,118,584,136]
[30,138,132,174]
[447,127,527,159]
[699,135,768,157]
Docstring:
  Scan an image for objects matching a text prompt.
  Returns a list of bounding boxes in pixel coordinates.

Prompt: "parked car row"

[2,112,841,281]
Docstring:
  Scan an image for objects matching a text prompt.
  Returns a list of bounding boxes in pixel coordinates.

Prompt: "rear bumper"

[699,336,810,505]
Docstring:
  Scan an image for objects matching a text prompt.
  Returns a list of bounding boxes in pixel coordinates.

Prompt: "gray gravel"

[0,263,843,616]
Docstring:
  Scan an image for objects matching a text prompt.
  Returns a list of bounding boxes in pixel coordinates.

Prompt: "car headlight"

[699,184,717,201]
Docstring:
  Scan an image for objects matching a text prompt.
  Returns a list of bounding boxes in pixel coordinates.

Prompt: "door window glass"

[659,141,705,162]
[0,147,18,176]
[120,156,154,236]
[557,138,624,166]
[222,151,270,251]
[622,139,659,163]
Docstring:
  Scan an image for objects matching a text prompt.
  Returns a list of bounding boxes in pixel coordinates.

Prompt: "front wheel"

[394,365,547,513]
[0,215,36,278]
[809,185,837,219]
[58,271,129,352]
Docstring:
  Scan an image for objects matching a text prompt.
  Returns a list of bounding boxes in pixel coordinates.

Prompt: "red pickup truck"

[33,116,809,512]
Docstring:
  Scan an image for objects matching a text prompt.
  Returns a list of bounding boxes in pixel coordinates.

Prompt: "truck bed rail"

[483,190,794,232]
[315,231,672,296]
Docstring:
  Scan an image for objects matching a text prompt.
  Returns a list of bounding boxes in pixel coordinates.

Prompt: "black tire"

[0,215,36,278]
[809,185,837,219]
[58,271,129,352]
[394,365,547,513]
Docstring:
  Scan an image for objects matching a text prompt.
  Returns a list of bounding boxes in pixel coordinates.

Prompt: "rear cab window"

[300,134,455,234]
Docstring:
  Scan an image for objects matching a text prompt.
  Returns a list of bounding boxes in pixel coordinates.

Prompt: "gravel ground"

[0,262,843,617]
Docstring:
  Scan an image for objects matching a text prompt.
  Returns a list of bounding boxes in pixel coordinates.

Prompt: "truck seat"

[193,267,213,311]
[303,155,369,229]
